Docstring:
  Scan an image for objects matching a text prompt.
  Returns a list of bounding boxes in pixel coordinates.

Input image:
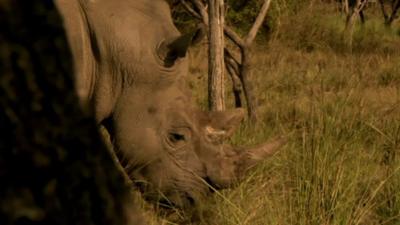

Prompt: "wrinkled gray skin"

[56,0,284,208]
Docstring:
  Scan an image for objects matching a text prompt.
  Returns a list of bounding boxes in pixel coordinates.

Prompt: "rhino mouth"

[132,173,207,209]
[203,177,218,193]
[157,192,196,209]
[138,184,201,209]
[111,145,207,209]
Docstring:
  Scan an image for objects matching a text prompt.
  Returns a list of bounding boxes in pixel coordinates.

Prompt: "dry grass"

[152,2,400,225]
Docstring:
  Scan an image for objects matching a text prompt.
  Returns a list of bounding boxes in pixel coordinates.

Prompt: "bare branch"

[226,64,243,107]
[192,0,209,25]
[185,0,245,48]
[225,51,242,108]
[388,0,400,25]
[225,62,242,91]
[224,26,246,47]
[354,0,369,13]
[180,0,202,19]
[245,0,273,45]
[224,48,240,70]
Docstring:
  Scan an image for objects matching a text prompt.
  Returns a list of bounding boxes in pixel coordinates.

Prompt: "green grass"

[154,2,400,225]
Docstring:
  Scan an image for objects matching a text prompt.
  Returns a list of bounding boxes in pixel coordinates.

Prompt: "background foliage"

[161,0,400,224]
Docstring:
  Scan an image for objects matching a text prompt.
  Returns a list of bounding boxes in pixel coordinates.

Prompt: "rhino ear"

[206,108,245,142]
[158,26,205,67]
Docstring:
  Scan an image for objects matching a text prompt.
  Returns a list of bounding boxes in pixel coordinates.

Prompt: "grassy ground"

[156,2,400,225]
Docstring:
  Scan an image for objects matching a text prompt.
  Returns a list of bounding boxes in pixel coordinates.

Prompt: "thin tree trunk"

[208,0,225,111]
[344,0,368,46]
[344,0,350,14]
[344,10,358,46]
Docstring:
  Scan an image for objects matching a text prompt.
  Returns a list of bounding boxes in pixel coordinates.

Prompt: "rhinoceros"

[56,0,284,208]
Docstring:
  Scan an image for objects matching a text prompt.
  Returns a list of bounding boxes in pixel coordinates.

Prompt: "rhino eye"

[168,132,185,144]
[166,128,191,148]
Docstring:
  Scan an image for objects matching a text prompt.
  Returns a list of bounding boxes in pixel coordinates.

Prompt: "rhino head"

[57,0,285,210]
[108,91,285,208]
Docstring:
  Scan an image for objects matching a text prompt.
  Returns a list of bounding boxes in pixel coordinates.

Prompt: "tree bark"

[0,1,143,225]
[208,0,226,111]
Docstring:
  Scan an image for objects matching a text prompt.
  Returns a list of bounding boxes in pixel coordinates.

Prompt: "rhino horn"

[205,136,286,189]
[238,136,287,172]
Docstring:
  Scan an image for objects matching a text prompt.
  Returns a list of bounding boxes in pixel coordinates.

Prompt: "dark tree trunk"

[359,10,366,23]
[378,0,400,26]
[0,1,143,225]
[378,0,390,22]
[387,0,400,26]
